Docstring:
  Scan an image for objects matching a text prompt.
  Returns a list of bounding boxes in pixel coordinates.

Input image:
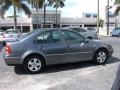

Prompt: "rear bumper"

[3,53,23,66]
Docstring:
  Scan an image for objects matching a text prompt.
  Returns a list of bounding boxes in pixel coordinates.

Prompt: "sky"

[6,0,115,19]
[59,0,115,19]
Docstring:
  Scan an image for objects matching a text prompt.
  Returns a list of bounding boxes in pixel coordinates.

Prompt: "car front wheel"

[94,49,108,64]
[24,55,44,74]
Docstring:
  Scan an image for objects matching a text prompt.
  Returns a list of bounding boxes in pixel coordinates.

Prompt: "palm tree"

[28,0,45,28]
[0,0,31,30]
[48,0,65,28]
[115,0,120,4]
[114,0,120,28]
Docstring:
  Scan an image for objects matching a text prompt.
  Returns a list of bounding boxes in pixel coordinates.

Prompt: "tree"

[48,0,65,28]
[28,0,45,28]
[0,0,31,30]
[114,0,120,28]
[99,19,104,27]
[115,0,120,5]
[114,0,120,16]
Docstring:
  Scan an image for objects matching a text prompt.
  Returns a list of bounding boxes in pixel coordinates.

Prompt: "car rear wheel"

[94,49,108,64]
[24,55,44,74]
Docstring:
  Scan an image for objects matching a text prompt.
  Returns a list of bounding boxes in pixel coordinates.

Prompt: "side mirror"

[84,39,89,43]
[2,41,6,46]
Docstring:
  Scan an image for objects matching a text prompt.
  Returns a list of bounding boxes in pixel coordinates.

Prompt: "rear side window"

[35,31,61,44]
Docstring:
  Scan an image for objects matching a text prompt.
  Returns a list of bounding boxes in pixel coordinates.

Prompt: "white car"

[68,27,98,39]
[3,29,21,41]
[86,27,98,34]
[111,28,120,37]
[0,30,5,42]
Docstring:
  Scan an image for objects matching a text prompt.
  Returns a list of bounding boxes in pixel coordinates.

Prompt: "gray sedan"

[3,29,113,74]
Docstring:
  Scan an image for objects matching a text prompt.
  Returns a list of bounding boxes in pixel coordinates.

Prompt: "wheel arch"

[22,52,47,65]
[93,47,109,59]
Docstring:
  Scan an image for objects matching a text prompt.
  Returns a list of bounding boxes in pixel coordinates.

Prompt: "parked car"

[86,27,98,33]
[111,64,120,90]
[66,27,98,39]
[111,27,120,37]
[3,29,21,41]
[3,28,113,74]
[0,30,5,42]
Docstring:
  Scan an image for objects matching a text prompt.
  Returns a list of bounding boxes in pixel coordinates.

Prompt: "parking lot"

[0,36,120,90]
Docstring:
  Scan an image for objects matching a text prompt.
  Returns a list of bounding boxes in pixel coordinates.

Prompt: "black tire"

[94,49,108,65]
[24,55,45,74]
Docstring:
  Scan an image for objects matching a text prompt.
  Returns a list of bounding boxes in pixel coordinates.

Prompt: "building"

[0,17,32,32]
[31,10,61,28]
[104,5,120,33]
[0,10,97,32]
[82,13,97,18]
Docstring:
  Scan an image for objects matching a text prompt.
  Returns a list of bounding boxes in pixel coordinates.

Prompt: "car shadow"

[14,56,120,75]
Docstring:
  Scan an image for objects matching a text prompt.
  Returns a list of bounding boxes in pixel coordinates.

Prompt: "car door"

[34,30,66,65]
[61,30,94,62]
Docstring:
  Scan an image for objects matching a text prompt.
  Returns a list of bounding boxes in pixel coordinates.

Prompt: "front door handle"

[66,45,71,48]
[39,46,44,50]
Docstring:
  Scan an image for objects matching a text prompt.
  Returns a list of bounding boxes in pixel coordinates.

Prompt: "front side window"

[35,31,61,44]
[61,30,85,43]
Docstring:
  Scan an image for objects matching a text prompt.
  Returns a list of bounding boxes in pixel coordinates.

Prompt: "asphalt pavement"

[0,36,120,90]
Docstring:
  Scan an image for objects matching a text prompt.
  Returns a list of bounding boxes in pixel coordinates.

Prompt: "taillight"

[5,45,12,55]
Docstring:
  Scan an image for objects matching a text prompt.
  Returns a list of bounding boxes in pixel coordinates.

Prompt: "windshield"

[18,29,39,40]
[5,30,18,34]
[114,28,120,30]
[87,27,96,31]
